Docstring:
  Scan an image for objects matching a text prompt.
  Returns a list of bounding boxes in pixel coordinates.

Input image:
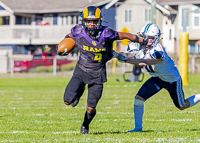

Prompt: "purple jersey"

[71,24,118,70]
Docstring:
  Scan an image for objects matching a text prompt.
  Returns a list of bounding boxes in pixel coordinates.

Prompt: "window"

[53,14,57,25]
[71,15,79,25]
[182,8,189,27]
[43,14,53,25]
[145,9,151,22]
[0,16,9,25]
[192,7,200,28]
[60,15,68,25]
[71,16,74,24]
[35,14,43,25]
[124,9,132,23]
[194,17,199,26]
[59,14,79,25]
[190,45,196,54]
[75,16,79,24]
[22,17,32,25]
[0,6,5,10]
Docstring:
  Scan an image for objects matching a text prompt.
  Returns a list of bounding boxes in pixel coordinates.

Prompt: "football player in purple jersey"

[58,6,148,134]
[113,23,200,132]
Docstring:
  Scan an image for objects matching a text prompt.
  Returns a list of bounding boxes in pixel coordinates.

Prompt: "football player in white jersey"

[113,23,200,132]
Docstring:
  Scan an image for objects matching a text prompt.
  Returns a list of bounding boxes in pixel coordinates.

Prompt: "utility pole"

[151,0,156,24]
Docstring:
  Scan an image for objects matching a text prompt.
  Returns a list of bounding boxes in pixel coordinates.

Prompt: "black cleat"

[71,98,80,107]
[80,125,89,134]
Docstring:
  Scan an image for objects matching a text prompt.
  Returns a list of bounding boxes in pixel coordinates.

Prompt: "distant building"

[117,0,200,54]
[0,0,124,54]
[1,0,199,55]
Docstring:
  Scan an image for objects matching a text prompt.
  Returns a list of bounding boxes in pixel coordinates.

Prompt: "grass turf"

[0,73,200,142]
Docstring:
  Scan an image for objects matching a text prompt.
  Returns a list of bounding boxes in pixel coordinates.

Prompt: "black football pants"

[63,73,103,108]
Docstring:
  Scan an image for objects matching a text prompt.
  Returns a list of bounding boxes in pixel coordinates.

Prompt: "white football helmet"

[139,23,161,48]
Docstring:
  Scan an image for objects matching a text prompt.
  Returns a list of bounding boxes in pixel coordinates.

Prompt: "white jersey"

[127,42,180,82]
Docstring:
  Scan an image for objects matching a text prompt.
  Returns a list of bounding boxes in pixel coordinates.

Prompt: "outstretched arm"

[117,32,148,45]
[113,51,162,67]
[126,58,162,67]
[118,52,135,59]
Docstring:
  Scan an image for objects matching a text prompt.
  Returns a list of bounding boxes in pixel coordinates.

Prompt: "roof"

[165,5,178,14]
[0,0,115,13]
[156,0,200,14]
[145,0,170,15]
[157,0,200,5]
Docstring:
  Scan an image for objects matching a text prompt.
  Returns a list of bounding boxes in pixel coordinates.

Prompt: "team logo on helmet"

[81,6,103,39]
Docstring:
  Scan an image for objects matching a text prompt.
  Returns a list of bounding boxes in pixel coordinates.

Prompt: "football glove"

[117,53,128,63]
[139,32,149,46]
[61,48,69,56]
[112,50,128,63]
[57,45,69,56]
[112,50,117,58]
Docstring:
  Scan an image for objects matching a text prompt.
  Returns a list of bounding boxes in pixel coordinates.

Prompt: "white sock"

[186,93,200,107]
[134,105,144,130]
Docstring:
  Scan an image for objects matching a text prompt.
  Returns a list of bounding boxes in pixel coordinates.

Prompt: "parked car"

[14,52,72,72]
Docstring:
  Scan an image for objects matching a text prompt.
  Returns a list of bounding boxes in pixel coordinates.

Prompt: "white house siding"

[116,0,175,53]
[178,4,200,38]
[162,17,175,53]
[116,0,151,34]
[0,25,72,45]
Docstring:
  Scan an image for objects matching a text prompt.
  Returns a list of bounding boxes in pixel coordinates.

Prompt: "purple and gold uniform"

[72,24,118,71]
[63,24,118,108]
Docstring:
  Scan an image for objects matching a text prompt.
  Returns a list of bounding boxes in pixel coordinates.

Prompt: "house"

[0,0,127,73]
[1,0,200,74]
[116,0,200,54]
[157,0,200,54]
[115,0,172,52]
[0,0,125,54]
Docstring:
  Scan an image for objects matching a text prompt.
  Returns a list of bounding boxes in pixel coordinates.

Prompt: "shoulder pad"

[127,42,140,55]
[150,43,165,59]
[102,26,118,40]
[71,24,84,39]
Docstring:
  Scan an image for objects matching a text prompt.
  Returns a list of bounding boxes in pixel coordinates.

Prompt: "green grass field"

[0,73,200,142]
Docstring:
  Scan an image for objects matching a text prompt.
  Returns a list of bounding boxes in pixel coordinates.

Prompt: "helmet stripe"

[83,8,88,18]
[95,8,101,18]
[144,23,152,33]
